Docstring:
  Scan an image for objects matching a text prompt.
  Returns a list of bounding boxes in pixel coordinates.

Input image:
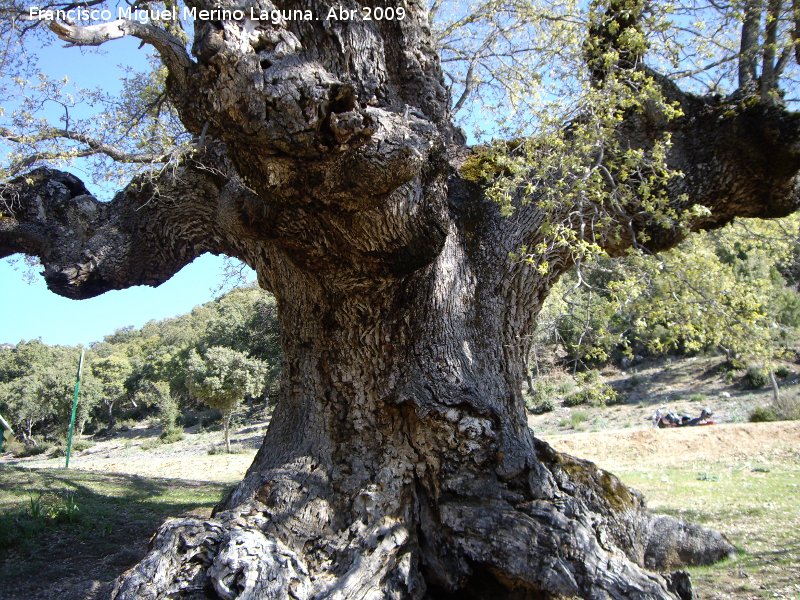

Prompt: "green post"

[65,347,85,469]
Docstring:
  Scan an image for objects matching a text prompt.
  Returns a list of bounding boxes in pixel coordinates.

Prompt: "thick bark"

[112,222,734,599]
[5,0,800,597]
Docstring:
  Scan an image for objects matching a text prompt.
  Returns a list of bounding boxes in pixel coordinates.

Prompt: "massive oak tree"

[2,0,800,597]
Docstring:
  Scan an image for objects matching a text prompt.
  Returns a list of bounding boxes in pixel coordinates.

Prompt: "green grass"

[616,464,800,599]
[0,467,231,599]
[569,410,589,429]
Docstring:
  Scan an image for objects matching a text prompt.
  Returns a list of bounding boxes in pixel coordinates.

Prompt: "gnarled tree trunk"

[3,0,800,597]
[112,223,736,598]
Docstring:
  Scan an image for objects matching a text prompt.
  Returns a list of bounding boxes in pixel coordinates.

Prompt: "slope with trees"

[0,286,279,445]
[2,0,800,597]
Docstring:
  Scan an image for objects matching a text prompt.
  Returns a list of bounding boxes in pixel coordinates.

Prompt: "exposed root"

[113,439,733,600]
[112,517,311,600]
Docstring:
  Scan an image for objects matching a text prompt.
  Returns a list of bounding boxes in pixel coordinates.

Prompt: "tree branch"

[739,0,762,90]
[47,18,192,90]
[0,126,177,173]
[761,0,782,98]
[494,0,800,277]
[0,147,263,299]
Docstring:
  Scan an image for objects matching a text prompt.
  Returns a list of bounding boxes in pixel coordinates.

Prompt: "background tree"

[135,379,183,440]
[186,346,268,452]
[89,353,132,430]
[2,0,800,597]
[0,340,99,440]
[534,213,800,370]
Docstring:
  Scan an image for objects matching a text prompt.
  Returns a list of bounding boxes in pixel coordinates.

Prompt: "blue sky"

[1,25,255,347]
[0,255,253,346]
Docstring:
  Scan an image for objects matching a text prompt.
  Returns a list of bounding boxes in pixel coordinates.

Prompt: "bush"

[524,374,576,413]
[51,438,94,458]
[179,412,201,427]
[774,365,791,379]
[749,406,777,422]
[529,398,556,414]
[159,426,184,444]
[774,395,800,421]
[14,441,53,458]
[564,382,618,407]
[563,393,588,407]
[743,365,769,389]
[576,369,602,386]
[140,438,161,451]
[570,411,589,428]
[72,439,93,452]
[3,437,25,455]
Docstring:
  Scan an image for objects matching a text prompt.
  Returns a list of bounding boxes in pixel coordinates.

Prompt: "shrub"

[774,365,791,379]
[51,438,93,458]
[565,382,618,407]
[563,393,587,407]
[576,369,602,386]
[743,365,769,389]
[4,437,25,456]
[159,427,184,444]
[15,441,53,458]
[140,438,161,451]
[749,406,777,422]
[529,398,556,414]
[774,395,800,421]
[72,439,93,452]
[570,411,589,428]
[524,373,575,413]
[179,412,201,427]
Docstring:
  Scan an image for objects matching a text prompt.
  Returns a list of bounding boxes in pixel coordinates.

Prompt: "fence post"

[65,348,85,469]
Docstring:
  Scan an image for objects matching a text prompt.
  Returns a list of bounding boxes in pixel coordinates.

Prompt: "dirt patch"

[2,423,265,483]
[538,421,800,472]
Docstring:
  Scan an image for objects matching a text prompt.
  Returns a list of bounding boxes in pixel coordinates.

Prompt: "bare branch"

[761,0,782,97]
[428,0,444,22]
[47,18,192,89]
[775,47,793,76]
[451,60,477,115]
[0,126,177,171]
[794,0,800,65]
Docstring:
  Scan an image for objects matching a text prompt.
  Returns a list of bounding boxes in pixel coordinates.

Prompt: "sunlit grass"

[617,465,800,599]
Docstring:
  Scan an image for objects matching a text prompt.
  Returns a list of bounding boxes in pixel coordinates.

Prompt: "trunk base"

[112,439,733,600]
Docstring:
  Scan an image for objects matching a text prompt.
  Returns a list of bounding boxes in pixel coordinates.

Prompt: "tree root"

[112,517,311,600]
[112,440,734,600]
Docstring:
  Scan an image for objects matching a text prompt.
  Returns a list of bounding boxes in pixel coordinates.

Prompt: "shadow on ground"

[0,467,231,600]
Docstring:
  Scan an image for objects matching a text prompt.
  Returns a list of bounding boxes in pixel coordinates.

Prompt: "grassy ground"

[624,466,800,599]
[543,422,800,600]
[0,468,231,600]
[1,368,798,599]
